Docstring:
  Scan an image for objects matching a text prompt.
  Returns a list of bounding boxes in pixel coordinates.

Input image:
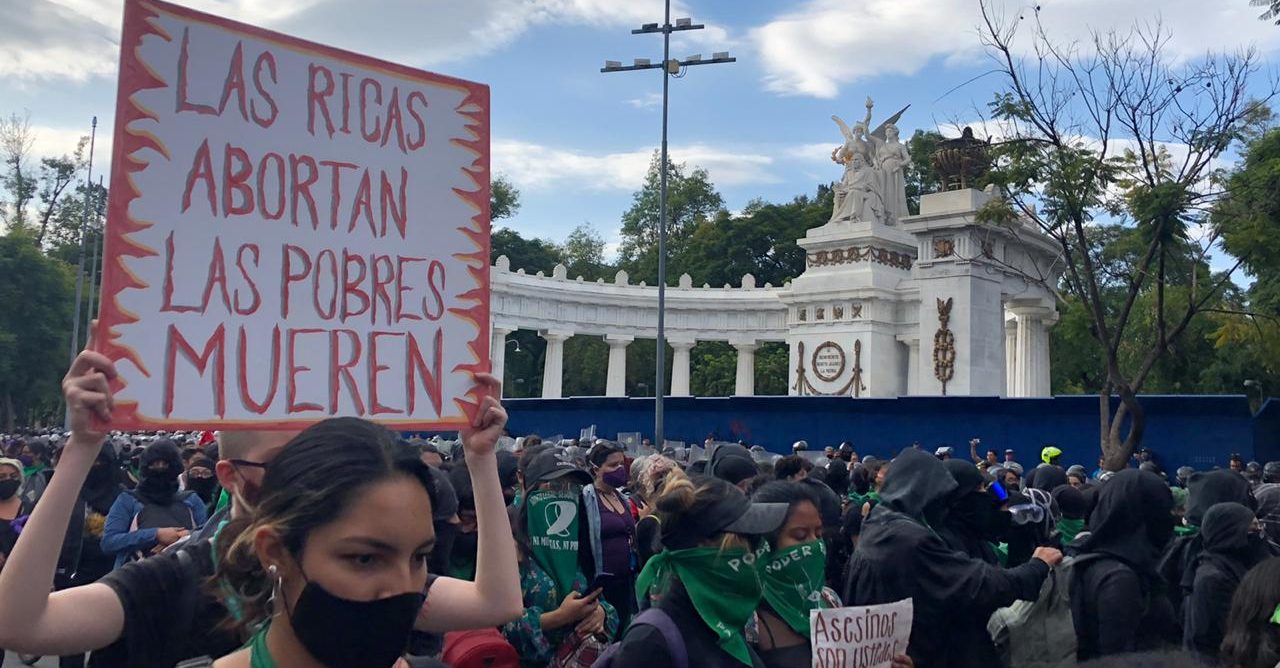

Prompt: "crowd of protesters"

[0,349,1277,667]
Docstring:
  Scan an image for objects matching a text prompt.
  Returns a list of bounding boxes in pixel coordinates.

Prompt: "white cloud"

[752,0,1280,98]
[627,93,664,110]
[2,0,733,84]
[492,139,779,192]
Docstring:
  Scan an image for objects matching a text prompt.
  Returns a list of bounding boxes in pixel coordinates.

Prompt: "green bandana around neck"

[525,488,583,595]
[1057,517,1085,545]
[760,540,828,635]
[635,546,764,666]
[249,622,277,668]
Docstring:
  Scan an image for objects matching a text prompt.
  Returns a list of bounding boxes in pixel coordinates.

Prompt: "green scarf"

[1270,602,1280,625]
[22,463,45,479]
[1175,524,1198,537]
[635,547,763,666]
[1057,518,1085,545]
[760,540,828,635]
[525,488,583,595]
[249,622,277,668]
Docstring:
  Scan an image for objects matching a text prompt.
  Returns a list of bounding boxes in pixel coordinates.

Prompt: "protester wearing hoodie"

[1158,469,1257,625]
[1182,503,1273,663]
[1072,469,1178,660]
[842,448,1061,668]
[936,459,1005,565]
[100,439,207,568]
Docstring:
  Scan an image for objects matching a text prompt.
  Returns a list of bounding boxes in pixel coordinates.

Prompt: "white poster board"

[95,0,490,430]
[811,599,913,668]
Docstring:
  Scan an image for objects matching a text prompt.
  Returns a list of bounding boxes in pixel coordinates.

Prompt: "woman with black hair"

[583,441,638,627]
[747,481,842,668]
[1219,557,1280,668]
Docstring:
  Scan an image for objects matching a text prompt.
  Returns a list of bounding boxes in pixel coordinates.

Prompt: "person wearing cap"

[504,449,619,666]
[709,443,764,494]
[582,441,639,628]
[612,476,789,668]
[843,448,1061,668]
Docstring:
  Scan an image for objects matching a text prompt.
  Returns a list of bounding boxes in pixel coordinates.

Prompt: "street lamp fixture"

[602,2,734,446]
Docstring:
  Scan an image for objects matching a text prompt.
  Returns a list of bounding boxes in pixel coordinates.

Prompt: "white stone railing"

[489,255,790,398]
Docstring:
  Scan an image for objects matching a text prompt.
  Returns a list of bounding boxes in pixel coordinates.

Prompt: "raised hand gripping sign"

[95,0,491,430]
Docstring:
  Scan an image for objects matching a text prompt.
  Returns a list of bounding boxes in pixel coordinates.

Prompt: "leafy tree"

[905,130,944,215]
[618,151,726,284]
[690,342,736,396]
[0,112,36,229]
[490,228,562,273]
[560,223,609,281]
[491,174,521,221]
[977,2,1275,468]
[0,230,74,429]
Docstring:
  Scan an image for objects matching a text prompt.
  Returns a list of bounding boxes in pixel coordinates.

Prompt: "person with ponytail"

[746,481,843,668]
[613,475,788,668]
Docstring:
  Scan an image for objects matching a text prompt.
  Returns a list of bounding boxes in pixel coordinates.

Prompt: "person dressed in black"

[937,459,1006,565]
[843,448,1060,668]
[1183,503,1272,663]
[1072,469,1178,660]
[1158,469,1256,626]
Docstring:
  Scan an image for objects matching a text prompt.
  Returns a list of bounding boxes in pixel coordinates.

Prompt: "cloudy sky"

[4,0,1279,260]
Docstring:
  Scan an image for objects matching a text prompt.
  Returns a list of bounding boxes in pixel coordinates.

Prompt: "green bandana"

[526,488,583,595]
[760,540,828,635]
[249,622,277,668]
[1271,603,1280,626]
[1057,518,1085,545]
[635,546,764,666]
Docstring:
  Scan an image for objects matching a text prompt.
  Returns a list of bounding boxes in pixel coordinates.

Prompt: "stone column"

[1004,317,1018,397]
[669,339,695,397]
[490,326,514,397]
[604,335,633,397]
[1012,308,1052,398]
[540,330,571,399]
[732,341,757,396]
[906,339,920,395]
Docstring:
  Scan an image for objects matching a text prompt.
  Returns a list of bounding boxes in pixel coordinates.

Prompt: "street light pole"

[602,2,734,447]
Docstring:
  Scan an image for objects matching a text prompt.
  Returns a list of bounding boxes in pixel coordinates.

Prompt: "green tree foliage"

[618,152,726,284]
[0,231,74,429]
[561,223,609,281]
[491,174,521,221]
[905,130,944,215]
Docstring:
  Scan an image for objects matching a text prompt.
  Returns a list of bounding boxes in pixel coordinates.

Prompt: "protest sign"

[95,0,490,430]
[811,599,913,668]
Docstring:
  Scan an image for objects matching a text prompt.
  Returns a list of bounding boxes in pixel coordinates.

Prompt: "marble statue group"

[830,97,912,225]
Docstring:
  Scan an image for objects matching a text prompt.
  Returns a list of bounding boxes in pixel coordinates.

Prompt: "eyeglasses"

[229,459,268,472]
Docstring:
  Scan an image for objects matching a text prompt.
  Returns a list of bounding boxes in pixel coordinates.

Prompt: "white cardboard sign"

[95,0,491,430]
[811,599,913,668]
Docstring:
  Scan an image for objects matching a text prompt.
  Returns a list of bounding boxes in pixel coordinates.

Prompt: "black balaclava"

[1081,469,1175,572]
[1186,470,1254,527]
[1191,502,1271,585]
[135,439,183,506]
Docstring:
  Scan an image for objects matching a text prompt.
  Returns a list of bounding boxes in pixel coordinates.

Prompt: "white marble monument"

[488,106,1062,399]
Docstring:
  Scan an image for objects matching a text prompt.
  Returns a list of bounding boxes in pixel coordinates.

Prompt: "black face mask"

[289,574,425,668]
[136,468,179,504]
[0,479,20,500]
[951,491,1006,542]
[452,530,479,562]
[186,477,217,503]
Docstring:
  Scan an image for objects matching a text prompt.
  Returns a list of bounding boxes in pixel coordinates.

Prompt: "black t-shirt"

[90,537,240,668]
